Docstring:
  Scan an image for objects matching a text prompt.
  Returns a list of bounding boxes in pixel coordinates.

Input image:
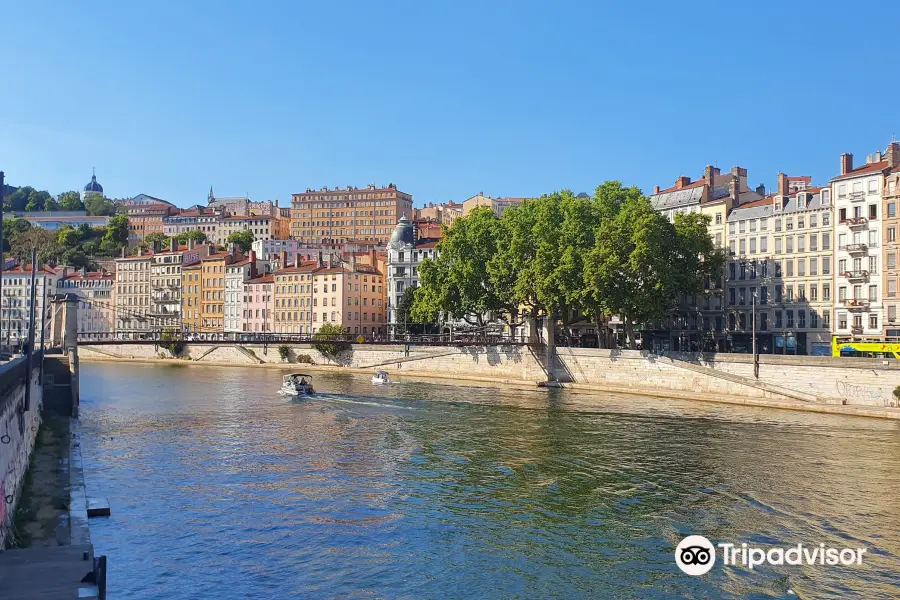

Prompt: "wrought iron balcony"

[843,243,868,254]
[842,216,868,228]
[842,269,869,282]
[850,326,864,335]
[841,298,870,310]
[850,191,866,202]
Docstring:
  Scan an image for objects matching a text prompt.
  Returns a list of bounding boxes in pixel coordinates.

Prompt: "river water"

[78,362,900,599]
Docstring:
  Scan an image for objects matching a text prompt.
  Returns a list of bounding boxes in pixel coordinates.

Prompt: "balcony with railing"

[841,298,870,310]
[851,326,864,335]
[842,243,868,254]
[841,216,868,229]
[842,269,869,282]
[849,190,866,202]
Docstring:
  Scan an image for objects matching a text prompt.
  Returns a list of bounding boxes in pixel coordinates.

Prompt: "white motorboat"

[279,373,315,396]
[372,370,390,385]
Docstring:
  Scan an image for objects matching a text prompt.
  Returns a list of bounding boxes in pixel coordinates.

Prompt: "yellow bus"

[831,336,900,359]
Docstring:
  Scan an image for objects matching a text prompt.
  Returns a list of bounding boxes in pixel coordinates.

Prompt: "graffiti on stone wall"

[835,381,894,407]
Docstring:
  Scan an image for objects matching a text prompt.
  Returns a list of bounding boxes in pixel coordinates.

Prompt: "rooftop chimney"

[653,185,660,194]
[121,247,126,258]
[317,251,323,268]
[841,153,853,175]
[730,179,740,204]
[280,250,288,269]
[756,184,766,196]
[169,237,177,252]
[137,246,143,257]
[703,165,719,188]
[188,238,195,250]
[674,176,691,190]
[887,142,900,168]
[777,172,789,197]
[875,150,883,163]
[249,250,257,279]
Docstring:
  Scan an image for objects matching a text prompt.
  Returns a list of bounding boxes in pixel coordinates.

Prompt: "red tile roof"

[831,160,889,181]
[787,176,811,182]
[654,179,707,195]
[246,274,274,284]
[415,240,440,249]
[1,264,58,275]
[735,197,774,209]
[65,271,114,281]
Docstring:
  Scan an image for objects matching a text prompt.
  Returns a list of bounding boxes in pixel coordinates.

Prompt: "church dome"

[388,216,414,248]
[84,171,103,194]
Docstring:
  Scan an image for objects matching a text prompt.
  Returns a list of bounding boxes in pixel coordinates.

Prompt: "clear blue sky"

[2,0,899,208]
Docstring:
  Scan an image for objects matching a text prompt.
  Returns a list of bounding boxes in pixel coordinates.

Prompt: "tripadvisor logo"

[675,535,716,575]
[675,535,868,575]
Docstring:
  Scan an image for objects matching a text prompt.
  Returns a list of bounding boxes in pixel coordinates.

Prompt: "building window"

[775,310,783,328]
[775,238,782,254]
[715,214,722,225]
[760,237,768,253]
[775,219,782,232]
[839,313,848,329]
[889,280,897,298]
[890,228,897,242]
[889,202,897,218]
[750,238,756,253]
[809,234,817,251]
[810,284,818,301]
[870,315,878,330]
[869,285,878,301]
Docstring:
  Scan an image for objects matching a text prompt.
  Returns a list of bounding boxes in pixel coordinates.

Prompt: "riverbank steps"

[77,344,900,419]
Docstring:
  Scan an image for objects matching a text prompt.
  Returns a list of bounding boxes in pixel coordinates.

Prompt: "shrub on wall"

[160,328,184,357]
[278,345,291,362]
[295,354,314,364]
[313,323,350,358]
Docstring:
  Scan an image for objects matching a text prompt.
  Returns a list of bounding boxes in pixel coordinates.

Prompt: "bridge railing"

[76,332,533,346]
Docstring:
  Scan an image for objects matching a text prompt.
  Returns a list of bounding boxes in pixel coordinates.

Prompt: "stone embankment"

[79,343,900,419]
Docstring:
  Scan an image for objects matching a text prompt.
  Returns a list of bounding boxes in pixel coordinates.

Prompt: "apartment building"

[272,206,291,239]
[251,239,300,262]
[273,262,317,335]
[290,183,413,244]
[244,274,274,333]
[58,269,116,335]
[0,264,61,344]
[122,202,177,242]
[163,209,221,244]
[114,249,152,334]
[883,145,900,334]
[385,216,439,335]
[199,252,238,333]
[415,200,462,226]
[316,264,386,336]
[218,215,275,242]
[649,166,763,351]
[832,150,893,340]
[224,253,264,334]
[182,263,202,333]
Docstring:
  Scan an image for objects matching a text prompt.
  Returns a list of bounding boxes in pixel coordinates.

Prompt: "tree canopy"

[411,181,723,346]
[226,230,254,253]
[84,192,116,216]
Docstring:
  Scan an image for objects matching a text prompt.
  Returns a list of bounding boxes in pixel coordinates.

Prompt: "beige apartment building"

[880,143,900,334]
[316,264,385,336]
[218,215,275,242]
[273,262,317,335]
[58,269,116,336]
[114,248,152,334]
[290,184,413,244]
[415,201,463,227]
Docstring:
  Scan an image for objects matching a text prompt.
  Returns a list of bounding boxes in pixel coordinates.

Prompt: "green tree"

[84,193,116,216]
[176,230,207,244]
[584,195,678,349]
[24,189,53,212]
[57,191,84,211]
[226,230,254,253]
[1,219,31,250]
[313,322,349,357]
[412,207,506,327]
[4,186,32,212]
[9,227,64,264]
[104,214,129,245]
[57,225,81,247]
[144,232,169,245]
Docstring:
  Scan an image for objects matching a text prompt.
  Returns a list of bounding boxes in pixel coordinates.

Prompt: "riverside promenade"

[77,342,900,420]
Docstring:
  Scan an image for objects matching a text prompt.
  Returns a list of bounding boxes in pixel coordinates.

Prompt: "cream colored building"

[114,249,152,334]
[58,269,116,336]
[879,143,900,334]
[290,184,413,244]
[218,215,275,243]
[832,151,892,340]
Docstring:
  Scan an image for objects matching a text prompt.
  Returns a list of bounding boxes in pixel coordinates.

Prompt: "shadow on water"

[76,363,900,600]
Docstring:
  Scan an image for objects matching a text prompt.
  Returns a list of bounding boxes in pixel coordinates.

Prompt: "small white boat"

[279,373,315,396]
[371,370,391,385]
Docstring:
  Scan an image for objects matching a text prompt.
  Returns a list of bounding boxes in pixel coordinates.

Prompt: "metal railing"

[76,331,532,346]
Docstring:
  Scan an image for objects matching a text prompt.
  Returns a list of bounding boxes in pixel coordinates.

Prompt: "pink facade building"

[243,274,274,333]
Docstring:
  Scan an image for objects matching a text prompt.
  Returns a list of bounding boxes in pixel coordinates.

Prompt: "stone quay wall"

[78,343,900,410]
[0,356,44,546]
